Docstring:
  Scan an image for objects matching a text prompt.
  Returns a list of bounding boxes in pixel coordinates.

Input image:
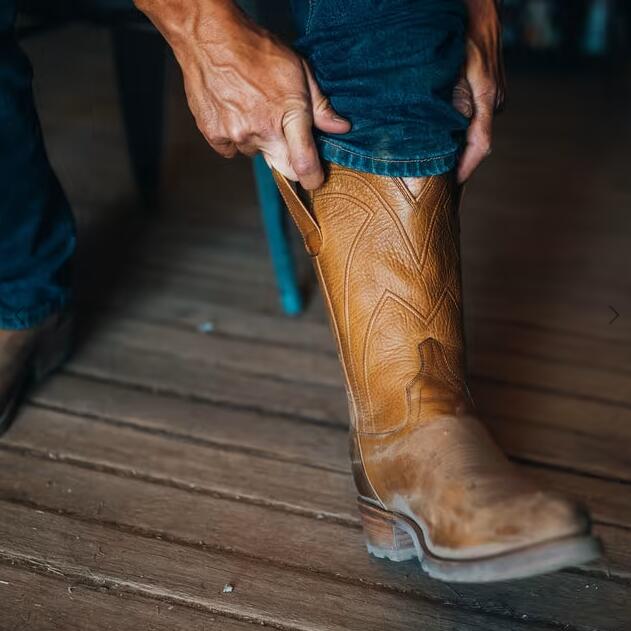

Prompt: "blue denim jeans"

[291,0,469,177]
[0,1,76,330]
[0,0,466,329]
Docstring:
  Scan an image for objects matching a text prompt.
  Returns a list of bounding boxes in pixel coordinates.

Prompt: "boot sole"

[0,315,74,435]
[358,497,602,583]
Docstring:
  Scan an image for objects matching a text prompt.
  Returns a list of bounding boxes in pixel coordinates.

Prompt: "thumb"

[456,93,494,184]
[302,60,351,135]
[452,76,474,119]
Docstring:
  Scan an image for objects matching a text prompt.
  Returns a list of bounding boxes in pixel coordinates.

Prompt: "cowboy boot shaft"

[301,165,472,434]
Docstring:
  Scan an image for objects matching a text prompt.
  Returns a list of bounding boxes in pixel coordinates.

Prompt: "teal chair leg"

[252,154,303,316]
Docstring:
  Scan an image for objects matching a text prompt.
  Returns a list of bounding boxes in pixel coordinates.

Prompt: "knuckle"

[314,94,331,113]
[292,154,317,175]
[196,113,219,139]
[230,130,249,145]
[227,124,250,145]
[281,104,311,128]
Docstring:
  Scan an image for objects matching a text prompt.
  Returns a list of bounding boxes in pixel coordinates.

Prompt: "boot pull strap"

[272,169,322,256]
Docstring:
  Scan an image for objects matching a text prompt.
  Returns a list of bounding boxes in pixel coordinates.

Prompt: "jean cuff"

[318,138,459,177]
[0,294,71,330]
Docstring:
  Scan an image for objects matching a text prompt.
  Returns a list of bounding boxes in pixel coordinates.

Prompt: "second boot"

[274,163,600,583]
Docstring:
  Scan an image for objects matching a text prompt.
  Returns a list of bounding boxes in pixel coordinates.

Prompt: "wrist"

[463,0,501,40]
[134,0,244,49]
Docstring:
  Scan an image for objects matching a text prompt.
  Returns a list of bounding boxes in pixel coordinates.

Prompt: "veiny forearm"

[133,0,246,51]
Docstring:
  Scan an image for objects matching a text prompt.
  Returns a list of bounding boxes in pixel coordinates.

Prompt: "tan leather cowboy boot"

[0,313,73,434]
[274,164,600,582]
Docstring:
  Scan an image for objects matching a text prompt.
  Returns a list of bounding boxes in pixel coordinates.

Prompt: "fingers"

[282,107,324,190]
[209,138,238,159]
[210,114,322,192]
[260,140,299,182]
[457,90,494,184]
[452,77,474,119]
[302,60,351,135]
[455,32,504,184]
[200,57,335,190]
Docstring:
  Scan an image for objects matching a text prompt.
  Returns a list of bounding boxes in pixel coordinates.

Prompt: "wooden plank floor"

[1,25,630,631]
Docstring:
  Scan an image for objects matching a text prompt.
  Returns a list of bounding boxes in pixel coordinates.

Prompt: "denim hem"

[318,138,459,177]
[0,294,71,330]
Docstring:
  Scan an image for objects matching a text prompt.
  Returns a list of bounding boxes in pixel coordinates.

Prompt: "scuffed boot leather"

[274,164,600,582]
[0,312,73,434]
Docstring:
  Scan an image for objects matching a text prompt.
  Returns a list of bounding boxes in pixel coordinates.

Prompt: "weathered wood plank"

[488,414,631,483]
[67,341,349,426]
[101,292,335,353]
[3,406,356,520]
[0,564,252,631]
[79,317,343,388]
[0,449,628,631]
[469,299,631,345]
[132,247,291,289]
[470,349,631,408]
[0,502,551,631]
[468,318,631,374]
[108,266,285,316]
[473,382,631,443]
[32,374,349,470]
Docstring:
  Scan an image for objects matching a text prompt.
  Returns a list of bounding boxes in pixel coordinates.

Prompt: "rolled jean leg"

[290,0,469,177]
[0,2,76,330]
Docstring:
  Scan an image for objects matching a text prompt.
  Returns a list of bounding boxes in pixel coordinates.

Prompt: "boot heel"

[357,499,417,562]
[33,315,73,381]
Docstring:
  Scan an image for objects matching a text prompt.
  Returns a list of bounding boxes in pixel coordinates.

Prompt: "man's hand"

[453,0,505,183]
[135,0,350,190]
